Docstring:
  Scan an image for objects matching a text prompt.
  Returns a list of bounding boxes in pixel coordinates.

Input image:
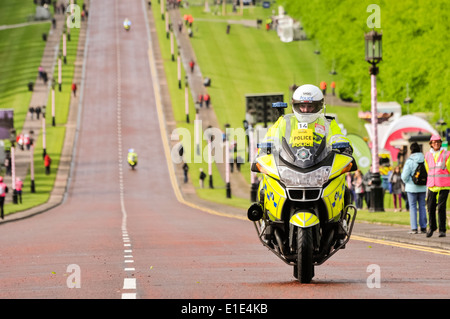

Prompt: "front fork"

[313,204,357,265]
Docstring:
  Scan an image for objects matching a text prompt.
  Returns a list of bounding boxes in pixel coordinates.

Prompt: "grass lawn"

[151,4,231,203]
[0,0,37,25]
[0,24,49,133]
[152,2,412,226]
[1,0,83,216]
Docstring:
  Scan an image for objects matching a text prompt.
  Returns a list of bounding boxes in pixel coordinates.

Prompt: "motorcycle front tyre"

[294,227,314,283]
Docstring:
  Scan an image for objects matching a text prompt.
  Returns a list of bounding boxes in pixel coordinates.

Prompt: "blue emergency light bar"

[272,102,287,108]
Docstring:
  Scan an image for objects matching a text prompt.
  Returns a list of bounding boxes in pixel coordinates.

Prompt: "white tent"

[365,114,439,161]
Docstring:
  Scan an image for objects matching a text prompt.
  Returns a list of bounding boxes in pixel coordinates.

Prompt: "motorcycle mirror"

[250,161,260,173]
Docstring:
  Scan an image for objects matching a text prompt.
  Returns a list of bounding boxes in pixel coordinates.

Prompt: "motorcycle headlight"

[278,166,331,187]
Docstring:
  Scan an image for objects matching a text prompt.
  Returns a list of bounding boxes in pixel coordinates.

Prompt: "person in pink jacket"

[15,177,23,204]
[0,176,8,219]
[424,134,450,237]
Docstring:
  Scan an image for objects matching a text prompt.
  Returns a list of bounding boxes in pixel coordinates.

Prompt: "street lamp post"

[365,30,384,212]
[404,83,413,114]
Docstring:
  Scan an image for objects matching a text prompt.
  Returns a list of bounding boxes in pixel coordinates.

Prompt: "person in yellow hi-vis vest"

[261,84,351,154]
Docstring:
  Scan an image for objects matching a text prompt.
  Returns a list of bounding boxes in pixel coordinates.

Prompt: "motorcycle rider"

[259,84,354,206]
[261,84,352,154]
[127,148,138,169]
[123,18,131,31]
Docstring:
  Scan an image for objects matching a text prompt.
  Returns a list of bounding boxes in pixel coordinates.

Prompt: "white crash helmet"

[291,84,324,123]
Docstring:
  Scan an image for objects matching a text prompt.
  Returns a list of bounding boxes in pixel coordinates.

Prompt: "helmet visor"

[292,101,323,114]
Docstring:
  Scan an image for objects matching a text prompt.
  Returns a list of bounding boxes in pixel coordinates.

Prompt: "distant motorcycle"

[248,104,358,283]
[123,18,131,31]
[127,149,137,170]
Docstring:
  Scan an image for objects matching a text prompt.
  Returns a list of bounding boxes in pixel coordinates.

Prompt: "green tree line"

[279,0,450,127]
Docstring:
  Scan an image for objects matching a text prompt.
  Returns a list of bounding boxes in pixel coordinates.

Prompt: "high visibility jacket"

[261,113,350,150]
[128,152,138,165]
[425,148,450,190]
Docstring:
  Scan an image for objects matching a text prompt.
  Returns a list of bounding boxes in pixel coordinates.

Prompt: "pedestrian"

[15,177,23,204]
[346,172,355,204]
[44,153,51,175]
[352,169,364,209]
[182,162,189,183]
[189,59,195,73]
[4,156,11,176]
[198,94,204,108]
[265,18,272,31]
[203,93,210,108]
[38,65,44,80]
[16,134,24,150]
[0,176,8,219]
[363,171,372,209]
[319,81,327,95]
[389,166,403,212]
[424,134,450,237]
[28,131,34,148]
[331,81,336,96]
[35,106,41,119]
[24,134,31,150]
[401,142,427,234]
[72,82,77,97]
[199,168,206,188]
[29,106,35,120]
[236,155,243,171]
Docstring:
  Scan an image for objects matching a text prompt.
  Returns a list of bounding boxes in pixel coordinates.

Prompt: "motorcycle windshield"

[278,132,331,169]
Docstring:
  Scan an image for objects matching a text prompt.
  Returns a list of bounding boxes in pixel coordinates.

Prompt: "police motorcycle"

[247,102,357,283]
[123,18,131,31]
[127,149,138,170]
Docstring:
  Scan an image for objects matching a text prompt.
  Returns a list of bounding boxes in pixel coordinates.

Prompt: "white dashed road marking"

[115,0,137,299]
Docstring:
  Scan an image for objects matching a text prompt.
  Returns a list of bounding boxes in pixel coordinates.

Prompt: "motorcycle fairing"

[322,175,346,221]
[258,174,286,221]
[255,154,279,180]
[255,149,352,222]
[280,133,330,169]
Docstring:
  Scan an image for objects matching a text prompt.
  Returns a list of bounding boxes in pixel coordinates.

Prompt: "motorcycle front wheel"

[295,227,314,283]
